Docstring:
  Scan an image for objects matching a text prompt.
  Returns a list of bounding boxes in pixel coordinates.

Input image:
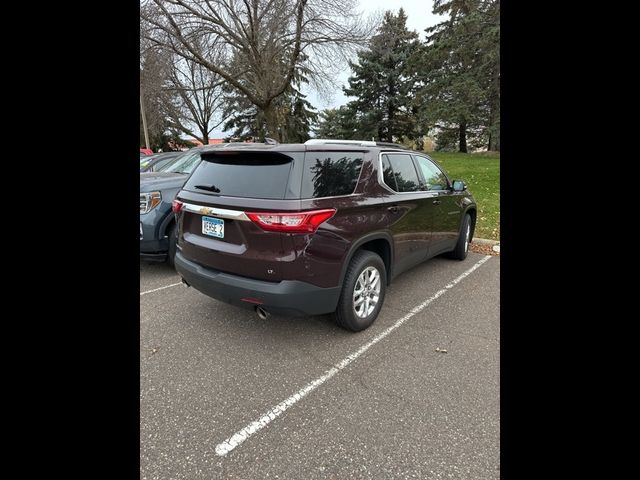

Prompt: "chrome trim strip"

[181,202,250,221]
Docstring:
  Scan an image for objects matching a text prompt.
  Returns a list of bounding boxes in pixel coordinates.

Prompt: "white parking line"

[214,255,492,456]
[140,282,183,296]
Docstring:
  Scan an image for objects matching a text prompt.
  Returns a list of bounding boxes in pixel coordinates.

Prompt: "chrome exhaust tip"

[255,306,269,320]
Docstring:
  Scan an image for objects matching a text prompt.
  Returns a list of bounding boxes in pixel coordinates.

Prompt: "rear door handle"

[387,206,399,213]
[432,200,441,205]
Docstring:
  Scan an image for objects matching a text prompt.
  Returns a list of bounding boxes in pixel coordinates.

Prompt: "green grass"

[429,151,500,241]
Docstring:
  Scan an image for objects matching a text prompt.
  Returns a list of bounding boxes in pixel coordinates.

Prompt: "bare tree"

[141,19,176,148]
[140,47,174,148]
[164,54,226,144]
[140,0,376,140]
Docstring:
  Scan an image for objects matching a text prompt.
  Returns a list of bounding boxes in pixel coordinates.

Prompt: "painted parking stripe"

[140,282,182,296]
[214,255,492,456]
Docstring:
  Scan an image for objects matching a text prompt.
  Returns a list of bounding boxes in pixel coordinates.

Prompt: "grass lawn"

[429,151,500,241]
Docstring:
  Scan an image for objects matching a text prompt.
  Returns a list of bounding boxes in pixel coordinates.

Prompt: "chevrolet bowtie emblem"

[199,207,210,214]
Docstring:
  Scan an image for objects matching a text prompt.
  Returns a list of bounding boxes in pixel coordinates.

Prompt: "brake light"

[172,199,184,213]
[246,209,336,233]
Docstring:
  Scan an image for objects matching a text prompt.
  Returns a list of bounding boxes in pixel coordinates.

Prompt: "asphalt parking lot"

[140,252,500,479]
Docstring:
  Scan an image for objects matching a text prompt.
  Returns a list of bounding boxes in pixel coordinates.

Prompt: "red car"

[140,148,154,156]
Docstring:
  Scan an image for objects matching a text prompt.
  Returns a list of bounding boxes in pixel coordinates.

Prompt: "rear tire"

[449,214,471,260]
[166,223,177,268]
[335,250,387,332]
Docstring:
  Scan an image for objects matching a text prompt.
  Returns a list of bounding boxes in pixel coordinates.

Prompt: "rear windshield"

[183,152,294,199]
[301,152,363,198]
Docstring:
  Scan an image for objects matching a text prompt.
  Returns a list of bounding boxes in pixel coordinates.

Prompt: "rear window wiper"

[194,185,221,193]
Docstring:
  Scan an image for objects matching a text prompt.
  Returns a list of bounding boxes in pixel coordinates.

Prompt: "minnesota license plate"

[202,216,224,238]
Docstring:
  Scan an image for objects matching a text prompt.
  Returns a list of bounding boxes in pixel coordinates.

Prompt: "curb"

[472,237,500,246]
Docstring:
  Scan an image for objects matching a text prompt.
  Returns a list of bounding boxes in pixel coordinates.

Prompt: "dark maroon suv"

[173,139,476,331]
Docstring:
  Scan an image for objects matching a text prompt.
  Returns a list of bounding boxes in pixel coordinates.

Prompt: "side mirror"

[452,180,466,192]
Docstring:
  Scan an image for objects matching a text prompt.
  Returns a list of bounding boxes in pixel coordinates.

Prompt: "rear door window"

[183,152,294,199]
[301,152,363,198]
[383,154,421,192]
[381,155,398,191]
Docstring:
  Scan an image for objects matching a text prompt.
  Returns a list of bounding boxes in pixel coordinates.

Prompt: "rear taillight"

[172,199,184,213]
[246,209,336,234]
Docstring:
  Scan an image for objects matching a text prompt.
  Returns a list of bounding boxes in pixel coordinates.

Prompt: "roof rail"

[304,139,377,147]
[374,141,409,149]
[304,139,409,149]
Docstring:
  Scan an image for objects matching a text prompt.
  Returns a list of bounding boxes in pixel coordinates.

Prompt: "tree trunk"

[488,67,500,151]
[262,103,280,142]
[200,128,209,145]
[488,126,499,151]
[487,107,493,151]
[459,122,467,153]
[488,111,500,151]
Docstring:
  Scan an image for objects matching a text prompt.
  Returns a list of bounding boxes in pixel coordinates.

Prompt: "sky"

[211,0,444,138]
[304,0,444,111]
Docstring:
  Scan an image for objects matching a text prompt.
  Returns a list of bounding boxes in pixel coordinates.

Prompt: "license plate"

[202,216,224,238]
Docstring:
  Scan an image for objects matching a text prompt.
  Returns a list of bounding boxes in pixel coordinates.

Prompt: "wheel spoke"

[465,223,470,252]
[352,265,382,318]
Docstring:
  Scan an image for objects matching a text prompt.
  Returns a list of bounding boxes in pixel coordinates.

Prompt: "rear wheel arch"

[339,233,394,288]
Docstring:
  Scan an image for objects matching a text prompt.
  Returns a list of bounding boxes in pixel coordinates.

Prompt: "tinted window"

[381,156,398,191]
[183,152,294,199]
[301,152,363,198]
[414,156,448,190]
[385,154,421,192]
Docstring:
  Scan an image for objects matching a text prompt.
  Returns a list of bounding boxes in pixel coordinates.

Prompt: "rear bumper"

[175,252,341,316]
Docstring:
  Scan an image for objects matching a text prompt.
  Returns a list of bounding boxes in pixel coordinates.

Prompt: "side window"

[301,152,363,198]
[385,154,421,192]
[415,156,449,191]
[381,155,398,191]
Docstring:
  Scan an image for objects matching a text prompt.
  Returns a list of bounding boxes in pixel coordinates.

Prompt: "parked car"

[172,139,476,331]
[140,145,228,266]
[140,151,182,172]
[140,148,154,156]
